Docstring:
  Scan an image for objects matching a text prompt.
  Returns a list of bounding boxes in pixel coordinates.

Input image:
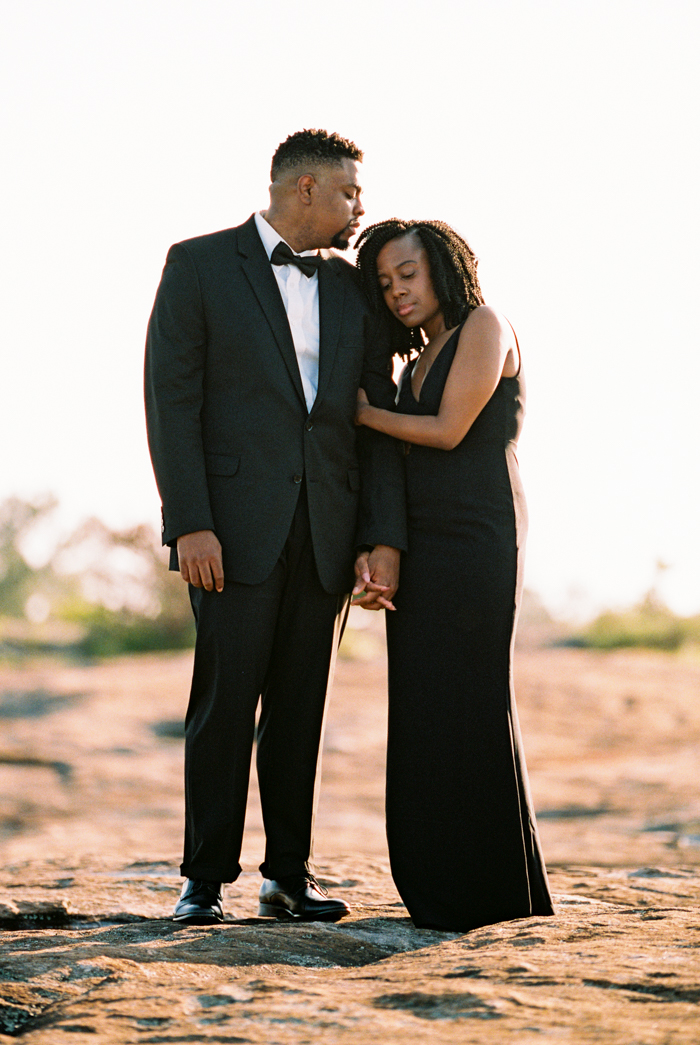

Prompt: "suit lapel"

[236,216,307,408]
[315,259,346,410]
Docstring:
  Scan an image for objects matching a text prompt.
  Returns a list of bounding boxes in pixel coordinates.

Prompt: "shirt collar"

[255,211,319,260]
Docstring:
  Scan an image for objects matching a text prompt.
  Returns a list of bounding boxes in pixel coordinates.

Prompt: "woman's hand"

[355,387,370,425]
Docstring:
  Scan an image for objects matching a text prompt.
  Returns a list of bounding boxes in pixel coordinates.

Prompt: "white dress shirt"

[255,211,320,412]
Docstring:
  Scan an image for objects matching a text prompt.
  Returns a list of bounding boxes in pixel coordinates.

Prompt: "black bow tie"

[270,241,323,278]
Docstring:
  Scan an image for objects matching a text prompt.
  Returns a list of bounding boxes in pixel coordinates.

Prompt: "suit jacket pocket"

[205,453,241,477]
[347,468,361,491]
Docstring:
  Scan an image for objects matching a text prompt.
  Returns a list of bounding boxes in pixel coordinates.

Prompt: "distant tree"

[0,496,194,655]
[52,517,194,654]
[0,495,58,616]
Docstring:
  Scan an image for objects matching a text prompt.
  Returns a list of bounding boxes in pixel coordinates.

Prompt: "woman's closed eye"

[380,272,414,292]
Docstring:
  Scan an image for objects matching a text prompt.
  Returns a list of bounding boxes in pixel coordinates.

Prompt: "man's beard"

[330,225,354,251]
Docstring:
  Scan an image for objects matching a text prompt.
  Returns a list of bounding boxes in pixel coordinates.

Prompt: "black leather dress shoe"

[173,878,224,924]
[258,875,350,922]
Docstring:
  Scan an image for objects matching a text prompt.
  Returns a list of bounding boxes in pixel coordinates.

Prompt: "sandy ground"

[0,613,699,1043]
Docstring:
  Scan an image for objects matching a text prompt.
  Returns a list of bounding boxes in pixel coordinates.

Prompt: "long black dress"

[385,323,553,932]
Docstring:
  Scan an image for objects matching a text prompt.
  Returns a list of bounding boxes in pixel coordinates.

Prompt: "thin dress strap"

[503,315,522,377]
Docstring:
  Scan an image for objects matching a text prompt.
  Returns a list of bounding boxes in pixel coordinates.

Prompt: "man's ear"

[297,173,315,206]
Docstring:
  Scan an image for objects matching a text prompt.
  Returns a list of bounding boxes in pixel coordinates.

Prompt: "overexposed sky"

[2,0,699,617]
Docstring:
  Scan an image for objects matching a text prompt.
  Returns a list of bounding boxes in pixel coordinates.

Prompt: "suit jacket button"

[304,421,314,431]
[293,474,303,484]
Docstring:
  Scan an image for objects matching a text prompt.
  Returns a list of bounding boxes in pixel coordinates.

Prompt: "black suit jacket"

[145,215,407,593]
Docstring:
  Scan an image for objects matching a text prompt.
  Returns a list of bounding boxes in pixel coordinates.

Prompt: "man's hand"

[351,545,401,611]
[176,530,224,592]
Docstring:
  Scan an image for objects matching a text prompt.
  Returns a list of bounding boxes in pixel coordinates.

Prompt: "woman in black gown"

[354,219,553,933]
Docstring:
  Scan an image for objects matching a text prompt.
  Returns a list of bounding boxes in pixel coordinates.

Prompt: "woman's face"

[376,233,442,331]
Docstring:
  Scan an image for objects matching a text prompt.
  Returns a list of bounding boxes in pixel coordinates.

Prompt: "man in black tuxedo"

[145,129,406,923]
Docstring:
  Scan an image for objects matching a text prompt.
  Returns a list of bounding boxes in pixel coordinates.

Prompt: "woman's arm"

[356,306,516,451]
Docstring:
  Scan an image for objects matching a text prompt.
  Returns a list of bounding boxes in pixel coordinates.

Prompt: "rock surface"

[1,621,699,1042]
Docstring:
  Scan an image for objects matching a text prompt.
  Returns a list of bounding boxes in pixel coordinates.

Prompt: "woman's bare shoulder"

[458,305,514,349]
[453,306,518,376]
[463,305,512,334]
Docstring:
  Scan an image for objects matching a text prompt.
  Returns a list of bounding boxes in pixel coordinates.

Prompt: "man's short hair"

[270,129,363,181]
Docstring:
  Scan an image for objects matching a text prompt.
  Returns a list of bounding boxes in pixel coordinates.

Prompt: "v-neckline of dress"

[410,325,461,404]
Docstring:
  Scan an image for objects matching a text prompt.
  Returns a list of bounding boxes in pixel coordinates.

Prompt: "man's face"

[311,159,365,251]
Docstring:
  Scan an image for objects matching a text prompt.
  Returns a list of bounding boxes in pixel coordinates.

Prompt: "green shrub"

[577,594,700,652]
[60,600,194,657]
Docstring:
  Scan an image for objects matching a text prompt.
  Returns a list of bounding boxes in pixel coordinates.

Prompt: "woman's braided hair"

[355,219,485,356]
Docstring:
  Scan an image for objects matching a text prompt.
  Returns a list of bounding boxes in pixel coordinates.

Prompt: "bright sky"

[2,0,699,619]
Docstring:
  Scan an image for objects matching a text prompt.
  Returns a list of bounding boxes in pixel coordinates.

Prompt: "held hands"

[176,530,224,592]
[351,545,401,611]
[355,387,370,426]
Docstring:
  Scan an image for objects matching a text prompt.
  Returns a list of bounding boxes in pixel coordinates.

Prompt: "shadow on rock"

[0,688,86,719]
[0,914,455,970]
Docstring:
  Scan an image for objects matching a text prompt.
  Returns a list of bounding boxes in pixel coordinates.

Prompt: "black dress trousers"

[181,481,347,883]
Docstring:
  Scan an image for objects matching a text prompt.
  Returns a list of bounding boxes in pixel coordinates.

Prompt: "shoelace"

[305,873,328,896]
